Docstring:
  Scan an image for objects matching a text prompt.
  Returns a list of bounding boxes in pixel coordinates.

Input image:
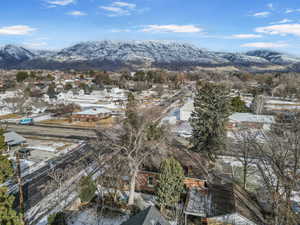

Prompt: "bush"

[79,176,96,203]
[16,71,28,83]
[47,212,67,225]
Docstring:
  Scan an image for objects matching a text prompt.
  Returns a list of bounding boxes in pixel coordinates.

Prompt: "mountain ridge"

[1,41,299,72]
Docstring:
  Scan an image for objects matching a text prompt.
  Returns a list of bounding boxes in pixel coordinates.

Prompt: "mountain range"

[1,40,300,72]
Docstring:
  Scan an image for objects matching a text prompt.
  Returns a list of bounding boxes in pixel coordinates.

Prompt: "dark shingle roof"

[121,206,171,225]
[184,184,266,225]
[184,188,209,217]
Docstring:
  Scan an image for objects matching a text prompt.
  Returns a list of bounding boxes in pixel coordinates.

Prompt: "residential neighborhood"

[1,66,300,225]
[3,0,300,224]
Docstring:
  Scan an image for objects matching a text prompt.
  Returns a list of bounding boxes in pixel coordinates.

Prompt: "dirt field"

[0,114,22,120]
[40,117,116,128]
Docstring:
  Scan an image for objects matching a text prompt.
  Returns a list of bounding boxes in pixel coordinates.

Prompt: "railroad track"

[7,124,97,139]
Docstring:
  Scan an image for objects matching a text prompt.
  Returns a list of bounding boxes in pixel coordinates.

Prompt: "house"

[136,171,206,193]
[228,113,275,130]
[184,183,266,225]
[71,108,111,122]
[121,206,171,225]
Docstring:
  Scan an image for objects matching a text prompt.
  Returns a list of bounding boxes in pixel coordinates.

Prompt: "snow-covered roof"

[229,113,274,124]
[73,108,111,115]
[4,131,26,146]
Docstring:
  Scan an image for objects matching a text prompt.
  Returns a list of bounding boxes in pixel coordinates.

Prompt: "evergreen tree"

[156,158,184,213]
[125,92,139,129]
[16,71,28,83]
[0,187,23,225]
[0,155,14,184]
[47,83,56,98]
[0,129,23,225]
[78,176,96,203]
[190,81,231,161]
[146,122,164,141]
[231,96,249,112]
[0,129,13,184]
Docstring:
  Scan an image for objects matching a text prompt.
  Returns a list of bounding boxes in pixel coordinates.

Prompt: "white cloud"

[100,6,130,16]
[253,11,270,17]
[0,25,36,35]
[256,23,300,36]
[285,8,300,14]
[100,1,138,16]
[270,19,293,24]
[47,0,74,6]
[230,34,263,39]
[67,10,87,16]
[141,24,202,33]
[241,42,288,48]
[112,1,136,9]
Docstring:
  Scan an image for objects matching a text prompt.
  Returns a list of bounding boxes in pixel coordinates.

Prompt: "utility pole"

[16,150,25,225]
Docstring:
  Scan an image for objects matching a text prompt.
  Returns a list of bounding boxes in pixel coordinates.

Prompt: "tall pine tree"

[190,81,231,161]
[0,187,23,225]
[0,128,23,225]
[156,158,184,213]
[0,128,13,184]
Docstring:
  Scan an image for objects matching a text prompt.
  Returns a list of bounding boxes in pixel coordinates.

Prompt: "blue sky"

[1,0,300,54]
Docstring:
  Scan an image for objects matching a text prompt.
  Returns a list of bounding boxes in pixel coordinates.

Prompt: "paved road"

[7,124,97,139]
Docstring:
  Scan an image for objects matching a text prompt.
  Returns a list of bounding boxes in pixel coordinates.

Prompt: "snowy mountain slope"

[0,45,35,68]
[216,52,270,66]
[0,41,300,71]
[246,50,300,65]
[53,40,229,65]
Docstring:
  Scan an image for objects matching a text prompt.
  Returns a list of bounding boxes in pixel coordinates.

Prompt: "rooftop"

[4,131,26,146]
[73,108,111,115]
[229,113,274,124]
[184,183,265,225]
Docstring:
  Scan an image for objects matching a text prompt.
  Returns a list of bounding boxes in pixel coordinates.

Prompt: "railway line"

[6,124,97,139]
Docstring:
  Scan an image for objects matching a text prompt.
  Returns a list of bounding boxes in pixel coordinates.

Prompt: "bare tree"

[47,168,68,209]
[254,117,300,225]
[232,129,259,190]
[1,89,31,115]
[95,108,165,206]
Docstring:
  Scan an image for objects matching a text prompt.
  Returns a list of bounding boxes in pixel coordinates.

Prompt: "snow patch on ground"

[67,208,129,225]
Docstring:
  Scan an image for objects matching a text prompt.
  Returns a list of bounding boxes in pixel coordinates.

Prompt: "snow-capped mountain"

[0,45,35,68]
[0,41,300,72]
[53,40,229,66]
[215,52,270,66]
[246,50,300,65]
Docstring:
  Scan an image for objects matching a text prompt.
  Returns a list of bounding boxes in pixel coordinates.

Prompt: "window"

[147,176,154,187]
